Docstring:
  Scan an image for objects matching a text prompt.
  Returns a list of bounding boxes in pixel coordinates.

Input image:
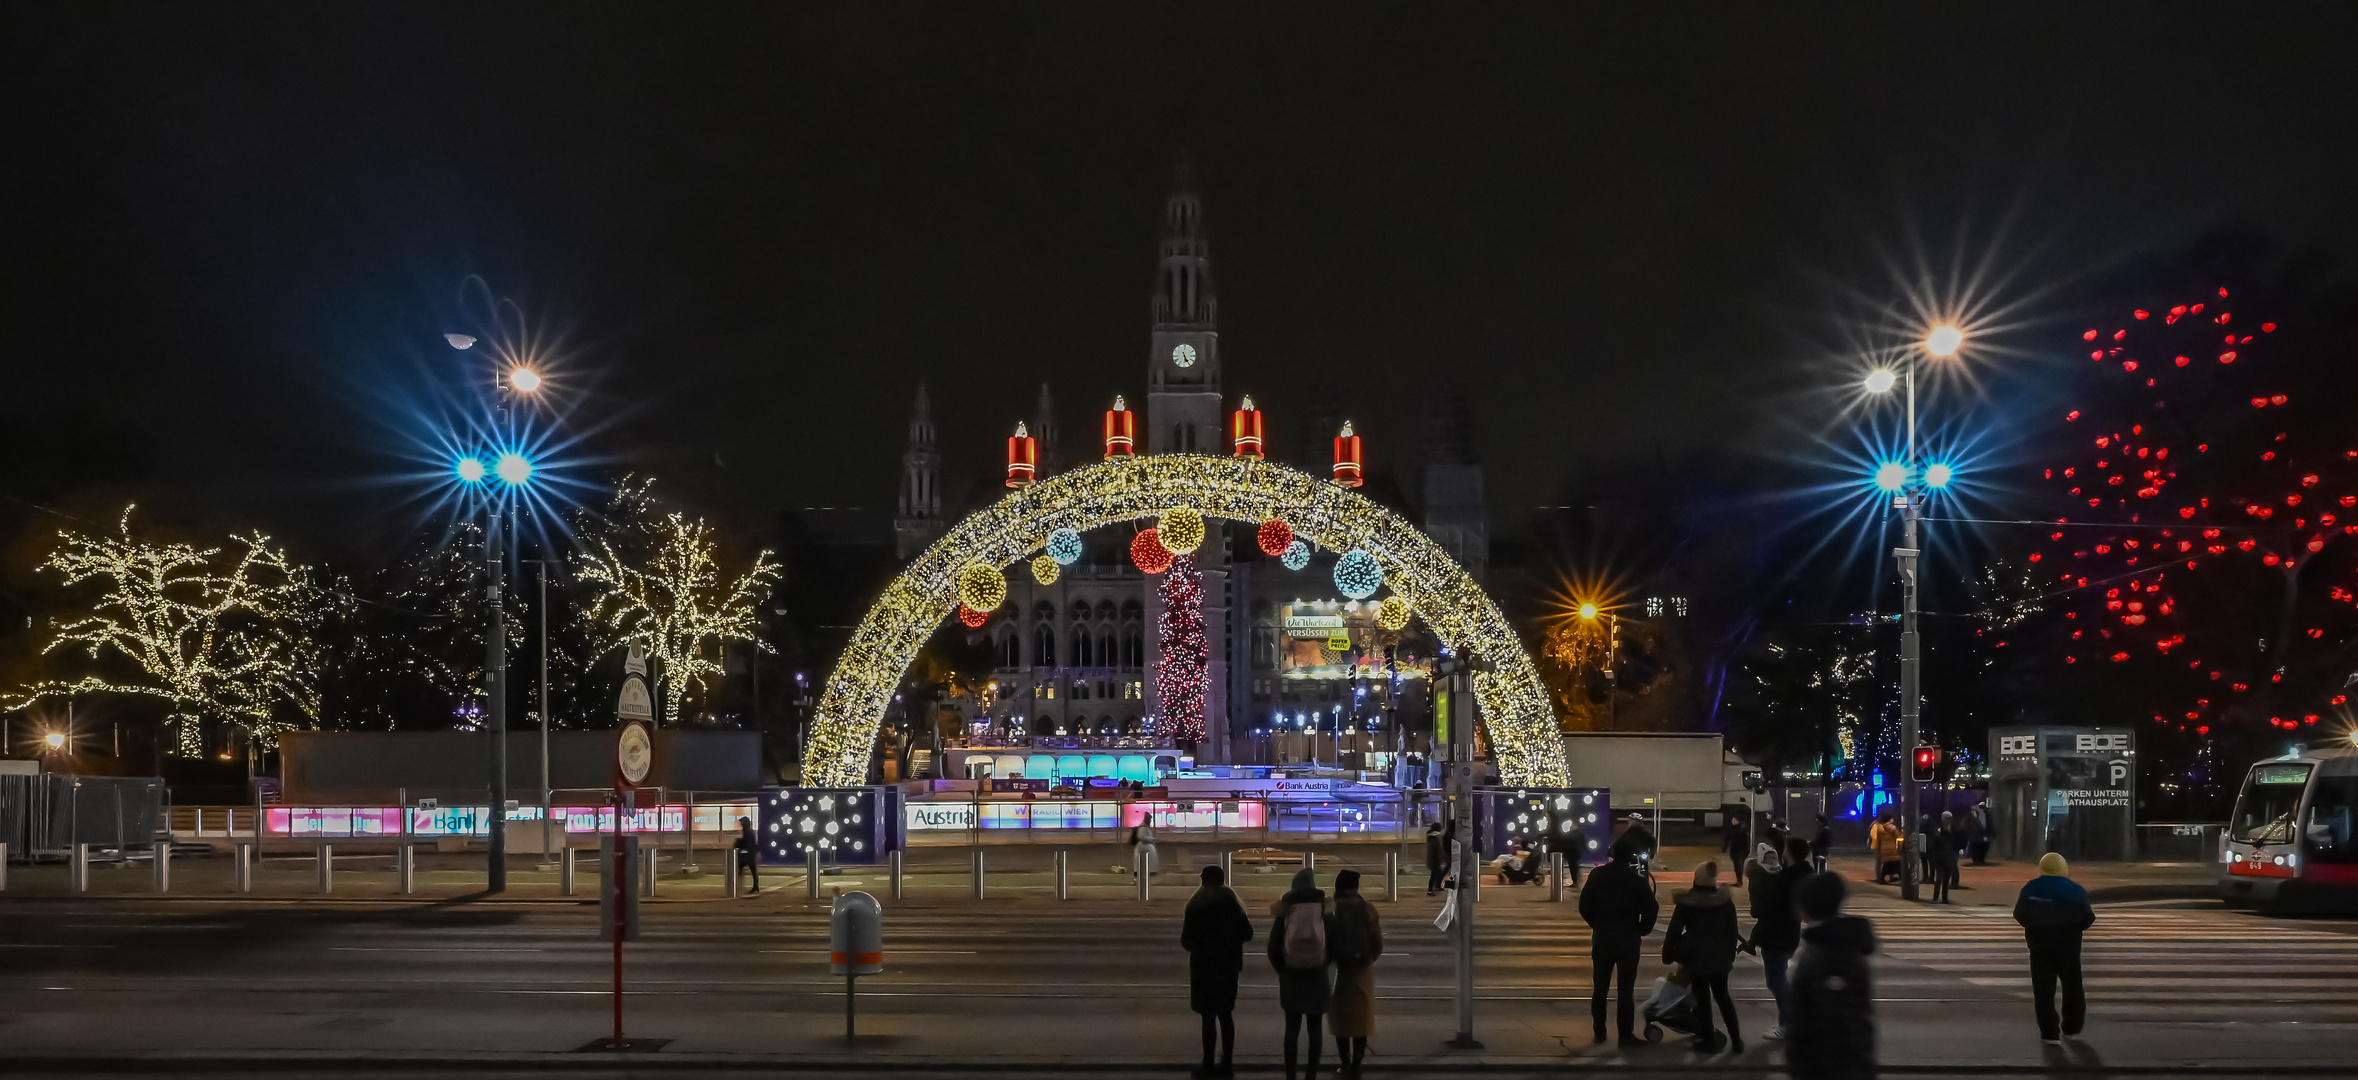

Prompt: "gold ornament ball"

[1377,595,1412,631]
[954,562,1007,612]
[1030,553,1061,585]
[1159,506,1205,553]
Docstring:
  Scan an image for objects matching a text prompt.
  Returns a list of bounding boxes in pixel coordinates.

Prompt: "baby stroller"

[1640,966,1725,1051]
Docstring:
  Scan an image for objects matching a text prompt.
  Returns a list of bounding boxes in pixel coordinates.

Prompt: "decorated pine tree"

[1155,555,1208,746]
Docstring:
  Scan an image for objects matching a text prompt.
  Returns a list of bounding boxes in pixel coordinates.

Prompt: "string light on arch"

[954,563,1006,612]
[1281,538,1311,571]
[1046,528,1083,566]
[800,455,1564,788]
[1334,549,1384,599]
[1159,507,1205,554]
[1131,528,1175,574]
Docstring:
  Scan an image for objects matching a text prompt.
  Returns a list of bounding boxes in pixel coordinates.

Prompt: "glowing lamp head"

[43,731,65,749]
[494,452,534,486]
[1863,368,1898,394]
[1577,603,1599,621]
[454,456,488,484]
[1874,462,1909,492]
[507,367,543,393]
[444,333,476,350]
[1925,324,1964,358]
[1924,463,1955,489]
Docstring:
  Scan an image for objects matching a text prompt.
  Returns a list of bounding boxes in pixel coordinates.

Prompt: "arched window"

[1072,628,1093,667]
[997,631,1020,670]
[1100,633,1117,669]
[1034,624,1056,668]
[1033,601,1056,624]
[1122,598,1143,622]
[1253,629,1275,669]
[1097,600,1118,621]
[1124,630,1145,669]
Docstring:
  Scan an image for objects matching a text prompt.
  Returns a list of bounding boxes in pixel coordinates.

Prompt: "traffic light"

[1911,744,1940,783]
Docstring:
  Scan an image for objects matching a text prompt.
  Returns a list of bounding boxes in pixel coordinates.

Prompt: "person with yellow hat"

[2012,853,2095,1044]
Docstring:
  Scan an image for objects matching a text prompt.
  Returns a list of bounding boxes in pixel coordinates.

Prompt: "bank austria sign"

[908,803,977,830]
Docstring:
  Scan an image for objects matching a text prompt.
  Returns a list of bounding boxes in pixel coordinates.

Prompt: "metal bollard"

[560,847,576,896]
[1221,849,1234,882]
[399,845,416,896]
[726,850,742,899]
[235,843,253,893]
[1385,850,1399,901]
[317,844,334,895]
[1549,852,1567,902]
[807,847,823,899]
[889,849,904,900]
[642,849,658,898]
[74,843,90,893]
[971,848,985,899]
[1305,849,1316,873]
[0,842,8,891]
[1136,844,1149,901]
[152,841,171,893]
[1054,850,1069,899]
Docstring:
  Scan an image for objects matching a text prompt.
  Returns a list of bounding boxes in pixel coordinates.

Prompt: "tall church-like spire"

[894,382,944,559]
[1148,152,1220,454]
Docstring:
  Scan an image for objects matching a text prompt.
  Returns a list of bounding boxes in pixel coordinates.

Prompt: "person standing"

[1423,822,1446,896]
[1811,813,1833,873]
[1663,860,1744,1053]
[1182,864,1255,1079]
[1748,837,1813,1041]
[1327,869,1384,1076]
[1268,866,1332,1080]
[1869,814,1902,884]
[1561,822,1587,889]
[1577,835,1658,1045]
[1723,812,1751,887]
[1619,814,1658,871]
[732,817,760,893]
[1926,812,1958,903]
[1968,801,1994,866]
[1788,872,1878,1079]
[2013,853,2095,1045]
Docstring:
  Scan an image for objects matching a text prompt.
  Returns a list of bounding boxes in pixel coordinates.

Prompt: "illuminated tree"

[575,492,781,726]
[6,508,325,753]
[1155,556,1208,745]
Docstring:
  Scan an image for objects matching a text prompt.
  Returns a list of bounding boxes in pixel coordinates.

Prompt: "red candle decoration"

[1103,395,1136,459]
[1006,422,1036,487]
[1332,420,1363,488]
[1231,395,1265,459]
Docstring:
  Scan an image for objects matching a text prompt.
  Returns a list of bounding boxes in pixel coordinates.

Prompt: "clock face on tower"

[1171,343,1197,369]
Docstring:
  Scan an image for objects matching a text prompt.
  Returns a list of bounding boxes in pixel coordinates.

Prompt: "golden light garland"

[576,511,782,726]
[1029,553,1060,586]
[803,455,1567,787]
[1158,507,1205,554]
[953,562,1006,612]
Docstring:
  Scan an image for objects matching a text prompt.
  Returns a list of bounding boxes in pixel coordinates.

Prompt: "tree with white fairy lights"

[1155,555,1208,746]
[6,507,326,754]
[574,482,781,726]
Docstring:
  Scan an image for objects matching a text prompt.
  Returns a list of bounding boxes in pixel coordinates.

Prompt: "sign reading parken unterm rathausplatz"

[798,455,1568,788]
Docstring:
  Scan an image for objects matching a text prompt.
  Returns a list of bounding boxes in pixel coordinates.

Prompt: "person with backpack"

[1327,869,1384,1076]
[1268,866,1333,1080]
[1182,864,1255,1078]
[1662,860,1744,1053]
[2013,853,2095,1044]
[1788,871,1878,1079]
[1577,834,1658,1045]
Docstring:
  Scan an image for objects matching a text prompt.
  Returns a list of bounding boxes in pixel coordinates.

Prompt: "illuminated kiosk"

[801,454,1567,789]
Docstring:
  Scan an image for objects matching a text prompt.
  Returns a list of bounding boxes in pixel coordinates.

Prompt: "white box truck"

[1557,732,1762,819]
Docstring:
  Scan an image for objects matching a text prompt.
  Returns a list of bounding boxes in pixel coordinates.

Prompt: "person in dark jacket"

[1327,869,1383,1076]
[2013,853,2095,1044]
[1424,822,1446,895]
[1967,801,1994,865]
[732,817,759,892]
[1577,835,1658,1045]
[1788,871,1877,1079]
[1811,814,1833,873]
[1561,824,1586,888]
[1619,815,1658,871]
[1748,837,1814,1040]
[1182,864,1255,1078]
[1662,860,1744,1053]
[1723,813,1751,886]
[1268,866,1333,1080]
[1926,812,1958,903]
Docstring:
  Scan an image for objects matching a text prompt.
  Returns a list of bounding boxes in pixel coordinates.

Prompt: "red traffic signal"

[1910,745,1941,783]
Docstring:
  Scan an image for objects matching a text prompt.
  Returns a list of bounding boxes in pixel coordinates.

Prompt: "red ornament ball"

[1131,528,1175,574]
[1256,518,1295,557]
[956,605,989,628]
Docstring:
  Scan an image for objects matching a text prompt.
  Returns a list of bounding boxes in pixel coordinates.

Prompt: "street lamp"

[1861,322,1965,902]
[1578,603,1619,727]
[43,731,65,750]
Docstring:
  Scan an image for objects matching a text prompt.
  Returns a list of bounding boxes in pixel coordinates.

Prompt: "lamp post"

[1577,604,1618,728]
[1863,323,1962,903]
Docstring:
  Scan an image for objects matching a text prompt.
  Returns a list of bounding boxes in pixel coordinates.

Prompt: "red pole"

[612,843,624,1049]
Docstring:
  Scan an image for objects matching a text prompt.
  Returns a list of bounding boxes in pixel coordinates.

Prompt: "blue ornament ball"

[1046,528,1084,566]
[1280,538,1311,572]
[1333,550,1384,599]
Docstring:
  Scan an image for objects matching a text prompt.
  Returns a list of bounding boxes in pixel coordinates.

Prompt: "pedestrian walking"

[1869,814,1902,884]
[1787,871,1878,1079]
[1577,835,1658,1045]
[2013,853,2095,1044]
[1423,822,1446,895]
[1723,812,1751,886]
[1662,860,1744,1053]
[1748,837,1813,1040]
[1327,869,1383,1076]
[1926,812,1958,903]
[731,817,760,893]
[1181,864,1255,1078]
[1811,813,1833,873]
[1268,866,1333,1080]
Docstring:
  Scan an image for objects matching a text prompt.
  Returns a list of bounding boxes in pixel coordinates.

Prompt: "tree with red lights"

[1155,555,1208,746]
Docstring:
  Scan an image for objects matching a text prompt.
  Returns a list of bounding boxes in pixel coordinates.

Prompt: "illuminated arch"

[803,456,1567,787]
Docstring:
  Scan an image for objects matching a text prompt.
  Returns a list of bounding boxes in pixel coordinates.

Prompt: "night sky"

[8,5,2358,563]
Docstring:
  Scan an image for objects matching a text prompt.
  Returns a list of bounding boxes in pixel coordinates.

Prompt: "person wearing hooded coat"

[1268,866,1333,1080]
[1326,869,1383,1075]
[1662,860,1744,1053]
[2013,852,2095,1044]
[1788,870,1878,1079]
[1747,837,1814,1040]
[1181,864,1255,1078]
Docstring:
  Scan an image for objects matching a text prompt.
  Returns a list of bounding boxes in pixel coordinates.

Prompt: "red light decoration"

[1006,422,1037,487]
[1130,528,1174,575]
[1230,395,1265,459]
[1154,556,1208,746]
[1103,396,1136,459]
[1331,421,1364,488]
[956,605,990,628]
[1255,518,1294,557]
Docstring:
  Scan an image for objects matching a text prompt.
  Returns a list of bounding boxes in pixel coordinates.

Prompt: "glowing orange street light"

[1577,603,1600,620]
[1925,323,1964,358]
[507,367,543,393]
[43,731,65,750]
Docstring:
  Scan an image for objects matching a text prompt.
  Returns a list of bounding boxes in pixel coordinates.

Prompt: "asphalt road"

[2,853,2354,1077]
